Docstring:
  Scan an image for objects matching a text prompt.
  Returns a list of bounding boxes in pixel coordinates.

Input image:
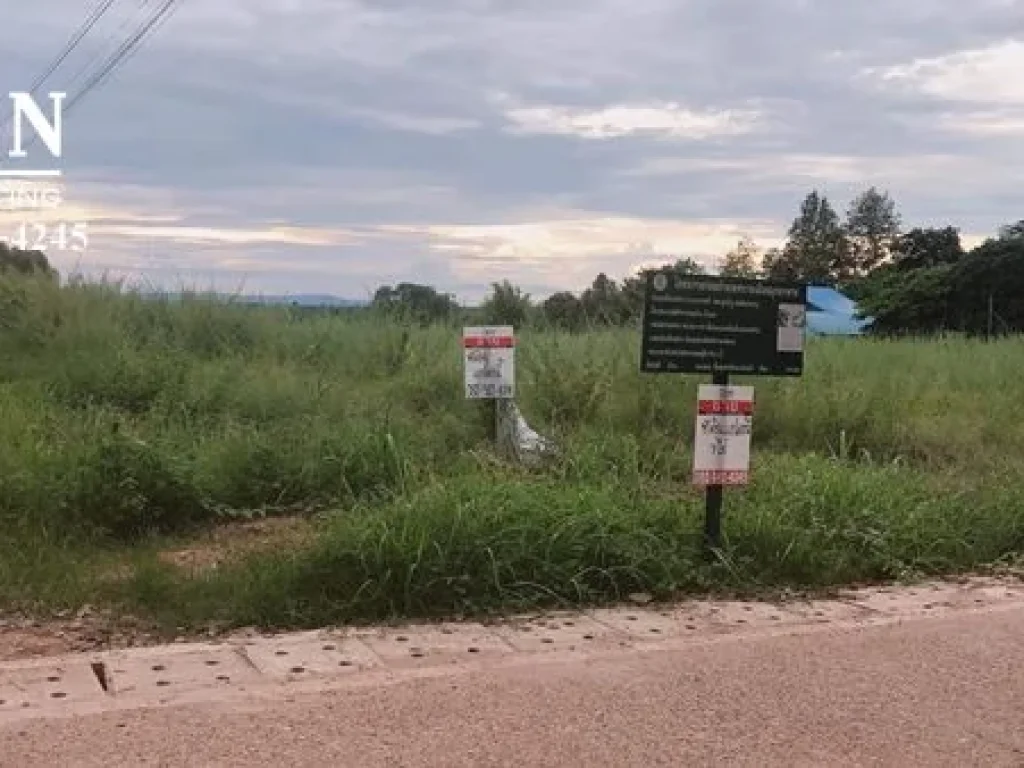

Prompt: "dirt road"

[2,579,1023,766]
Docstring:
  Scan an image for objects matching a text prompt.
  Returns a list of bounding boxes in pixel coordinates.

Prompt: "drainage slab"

[355,623,515,668]
[0,661,106,718]
[101,645,264,698]
[492,613,631,653]
[243,634,381,679]
[838,583,1015,617]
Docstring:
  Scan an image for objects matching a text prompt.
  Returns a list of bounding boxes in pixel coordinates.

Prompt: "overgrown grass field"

[1,275,1022,631]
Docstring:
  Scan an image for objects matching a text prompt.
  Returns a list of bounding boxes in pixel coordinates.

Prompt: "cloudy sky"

[2,0,1023,301]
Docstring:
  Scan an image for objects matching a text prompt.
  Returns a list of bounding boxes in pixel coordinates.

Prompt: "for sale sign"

[692,384,754,486]
[463,326,515,399]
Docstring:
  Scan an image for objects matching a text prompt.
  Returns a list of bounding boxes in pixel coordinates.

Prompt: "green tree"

[669,256,707,275]
[768,191,850,284]
[482,280,531,327]
[844,187,901,274]
[997,220,1024,240]
[580,273,628,326]
[541,291,586,331]
[891,227,964,271]
[856,265,956,335]
[619,257,707,322]
[949,231,1024,334]
[0,243,55,277]
[857,223,1024,336]
[371,282,459,325]
[718,236,762,278]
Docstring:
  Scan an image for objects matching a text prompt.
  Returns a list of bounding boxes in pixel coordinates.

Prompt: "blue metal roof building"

[806,285,871,336]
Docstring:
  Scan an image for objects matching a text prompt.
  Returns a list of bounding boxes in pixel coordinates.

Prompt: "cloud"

[498,99,762,140]
[381,213,785,293]
[4,0,1024,299]
[623,153,984,186]
[936,109,1024,136]
[340,107,480,135]
[864,39,1024,105]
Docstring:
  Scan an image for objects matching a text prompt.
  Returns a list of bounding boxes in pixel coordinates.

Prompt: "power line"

[0,0,120,142]
[59,0,158,111]
[64,0,184,118]
[25,0,120,96]
[2,0,183,161]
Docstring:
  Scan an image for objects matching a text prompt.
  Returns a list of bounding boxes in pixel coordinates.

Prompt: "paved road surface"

[2,588,1023,766]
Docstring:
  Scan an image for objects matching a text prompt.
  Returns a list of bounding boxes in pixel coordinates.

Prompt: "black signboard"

[640,272,806,376]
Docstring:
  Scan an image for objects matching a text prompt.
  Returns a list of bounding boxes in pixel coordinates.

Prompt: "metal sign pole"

[703,370,728,553]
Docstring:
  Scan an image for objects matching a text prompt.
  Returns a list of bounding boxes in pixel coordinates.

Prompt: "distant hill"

[137,291,369,308]
[238,293,368,308]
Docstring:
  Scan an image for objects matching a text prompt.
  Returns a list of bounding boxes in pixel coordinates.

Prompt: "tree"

[891,227,964,271]
[718,236,761,278]
[949,232,1024,334]
[759,247,786,279]
[857,223,1024,336]
[997,220,1024,240]
[669,256,707,275]
[0,243,55,277]
[617,257,708,323]
[769,191,850,284]
[371,282,459,325]
[482,280,531,327]
[541,291,586,331]
[856,265,957,335]
[844,187,901,274]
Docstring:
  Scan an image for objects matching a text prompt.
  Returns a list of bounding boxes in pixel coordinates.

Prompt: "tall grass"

[0,275,1021,626]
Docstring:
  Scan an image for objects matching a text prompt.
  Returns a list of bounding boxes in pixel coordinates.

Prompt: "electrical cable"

[0,0,121,147]
[2,0,183,160]
[25,0,120,97]
[64,0,183,117]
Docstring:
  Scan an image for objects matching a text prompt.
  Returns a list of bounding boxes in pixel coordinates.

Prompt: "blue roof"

[805,285,871,336]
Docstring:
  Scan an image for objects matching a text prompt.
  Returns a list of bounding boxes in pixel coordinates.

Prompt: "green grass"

[0,274,1022,631]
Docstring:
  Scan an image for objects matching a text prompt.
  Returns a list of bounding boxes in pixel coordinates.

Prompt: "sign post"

[463,325,516,442]
[639,272,806,552]
[693,378,754,548]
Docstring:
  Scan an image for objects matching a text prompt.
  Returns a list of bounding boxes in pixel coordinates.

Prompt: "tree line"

[4,191,1020,337]
[372,188,1024,337]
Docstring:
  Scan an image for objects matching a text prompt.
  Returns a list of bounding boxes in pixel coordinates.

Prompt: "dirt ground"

[0,517,315,663]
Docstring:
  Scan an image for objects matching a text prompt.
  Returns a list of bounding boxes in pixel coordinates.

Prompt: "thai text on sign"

[463,326,515,399]
[692,384,754,486]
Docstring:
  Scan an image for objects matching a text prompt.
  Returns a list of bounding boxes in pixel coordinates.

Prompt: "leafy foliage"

[371,282,460,325]
[891,227,964,271]
[764,191,851,284]
[718,237,761,278]
[845,187,902,274]
[0,242,55,278]
[482,279,532,327]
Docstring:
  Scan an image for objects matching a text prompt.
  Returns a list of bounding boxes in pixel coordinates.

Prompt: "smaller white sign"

[692,384,754,486]
[463,326,515,399]
[777,302,806,353]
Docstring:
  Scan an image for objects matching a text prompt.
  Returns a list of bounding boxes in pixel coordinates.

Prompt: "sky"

[2,0,1023,302]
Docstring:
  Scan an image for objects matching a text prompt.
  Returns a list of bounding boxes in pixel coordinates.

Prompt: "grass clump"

[112,454,1024,631]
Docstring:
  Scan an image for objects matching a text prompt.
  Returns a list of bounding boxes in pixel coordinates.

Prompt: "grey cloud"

[4,0,1023,298]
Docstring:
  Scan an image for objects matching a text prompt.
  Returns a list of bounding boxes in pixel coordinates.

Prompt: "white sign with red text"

[463,326,515,399]
[692,384,754,486]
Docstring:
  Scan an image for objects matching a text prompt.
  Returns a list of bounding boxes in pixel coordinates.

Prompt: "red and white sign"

[463,326,515,399]
[692,384,754,486]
